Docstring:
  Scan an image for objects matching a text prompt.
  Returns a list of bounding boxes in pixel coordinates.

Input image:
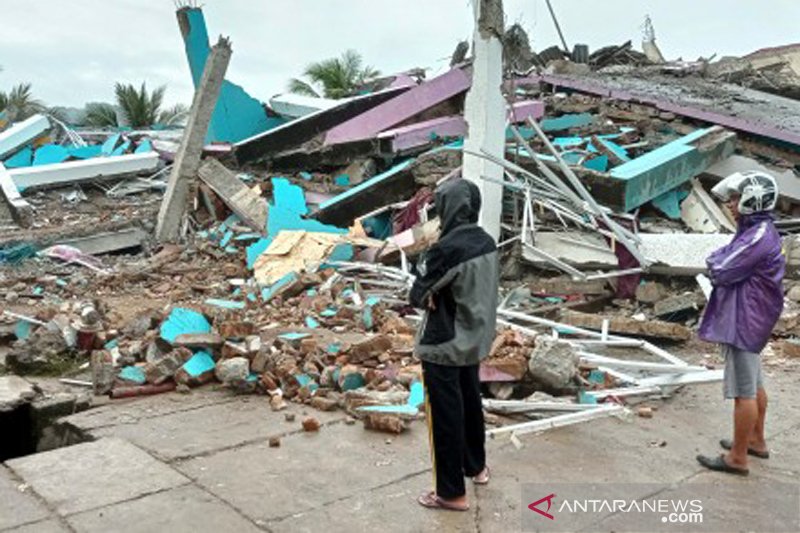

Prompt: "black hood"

[435,179,482,236]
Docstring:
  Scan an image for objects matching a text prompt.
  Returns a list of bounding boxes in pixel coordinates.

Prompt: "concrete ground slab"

[268,471,477,533]
[3,519,71,533]
[6,438,189,516]
[59,388,237,432]
[0,375,35,411]
[66,484,263,533]
[0,466,50,531]
[177,421,431,523]
[90,397,346,461]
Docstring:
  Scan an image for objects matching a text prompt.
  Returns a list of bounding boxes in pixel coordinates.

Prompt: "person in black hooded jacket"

[410,179,499,512]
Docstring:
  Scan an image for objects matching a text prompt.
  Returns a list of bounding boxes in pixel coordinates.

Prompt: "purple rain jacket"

[698,212,785,353]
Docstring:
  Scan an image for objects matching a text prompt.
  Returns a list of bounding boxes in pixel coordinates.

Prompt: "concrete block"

[635,282,667,304]
[197,158,267,232]
[561,310,692,341]
[6,438,188,516]
[653,293,702,320]
[215,357,249,384]
[528,337,578,390]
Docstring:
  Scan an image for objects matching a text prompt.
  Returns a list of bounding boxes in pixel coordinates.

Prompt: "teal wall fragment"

[178,7,284,143]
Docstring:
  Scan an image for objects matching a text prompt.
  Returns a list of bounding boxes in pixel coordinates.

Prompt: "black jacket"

[409,179,499,366]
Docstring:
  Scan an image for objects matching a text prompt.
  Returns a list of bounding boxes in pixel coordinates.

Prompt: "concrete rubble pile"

[2,5,800,442]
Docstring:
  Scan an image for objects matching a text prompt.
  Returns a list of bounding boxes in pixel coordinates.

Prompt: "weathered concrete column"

[461,0,505,241]
[156,37,232,243]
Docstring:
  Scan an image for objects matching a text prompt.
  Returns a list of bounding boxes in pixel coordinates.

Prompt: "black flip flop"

[719,438,770,459]
[697,454,749,476]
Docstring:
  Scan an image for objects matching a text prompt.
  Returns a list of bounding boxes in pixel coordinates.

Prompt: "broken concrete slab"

[608,127,736,211]
[55,228,147,255]
[529,72,800,147]
[0,375,36,412]
[653,293,703,320]
[704,154,800,204]
[324,67,472,145]
[561,310,692,341]
[234,87,408,165]
[269,93,339,119]
[8,152,159,192]
[528,231,733,276]
[0,162,33,227]
[0,114,49,159]
[314,159,415,227]
[157,37,232,242]
[377,115,466,154]
[529,277,609,296]
[6,438,189,516]
[197,158,268,232]
[680,178,736,233]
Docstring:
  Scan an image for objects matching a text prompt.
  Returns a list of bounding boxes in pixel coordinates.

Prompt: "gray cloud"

[1,0,798,108]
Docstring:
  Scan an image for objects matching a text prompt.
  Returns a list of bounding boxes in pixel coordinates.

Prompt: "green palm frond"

[288,50,381,99]
[84,102,119,128]
[287,78,321,97]
[157,103,189,126]
[0,83,45,121]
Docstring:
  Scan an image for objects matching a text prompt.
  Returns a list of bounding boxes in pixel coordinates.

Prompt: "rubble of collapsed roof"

[2,6,800,438]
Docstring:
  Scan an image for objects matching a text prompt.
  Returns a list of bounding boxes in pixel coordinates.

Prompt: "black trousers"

[422,360,486,499]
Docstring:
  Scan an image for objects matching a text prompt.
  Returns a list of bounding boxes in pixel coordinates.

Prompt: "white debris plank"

[487,404,627,438]
[0,114,49,159]
[8,153,159,191]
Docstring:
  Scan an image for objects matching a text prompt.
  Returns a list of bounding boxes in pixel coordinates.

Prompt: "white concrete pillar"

[462,0,505,242]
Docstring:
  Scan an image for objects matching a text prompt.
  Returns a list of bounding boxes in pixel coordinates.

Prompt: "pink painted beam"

[378,115,467,152]
[507,100,545,123]
[324,67,472,145]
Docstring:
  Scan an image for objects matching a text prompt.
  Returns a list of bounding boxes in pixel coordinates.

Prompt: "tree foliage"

[288,50,380,99]
[82,83,187,128]
[0,83,46,122]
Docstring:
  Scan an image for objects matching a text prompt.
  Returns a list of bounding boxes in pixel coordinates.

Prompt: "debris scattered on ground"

[2,5,799,448]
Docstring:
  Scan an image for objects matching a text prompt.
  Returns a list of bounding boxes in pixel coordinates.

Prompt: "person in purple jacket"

[696,171,785,476]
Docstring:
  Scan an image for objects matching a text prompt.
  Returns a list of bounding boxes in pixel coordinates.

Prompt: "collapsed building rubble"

[2,5,800,447]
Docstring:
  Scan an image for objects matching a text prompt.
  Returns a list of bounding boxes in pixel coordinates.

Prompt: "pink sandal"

[417,491,470,511]
[473,466,490,485]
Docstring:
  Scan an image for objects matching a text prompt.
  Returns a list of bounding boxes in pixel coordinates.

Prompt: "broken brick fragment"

[363,413,406,434]
[310,396,338,411]
[217,321,256,339]
[302,416,321,432]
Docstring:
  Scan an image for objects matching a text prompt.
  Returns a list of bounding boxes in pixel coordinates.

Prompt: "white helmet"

[711,171,779,214]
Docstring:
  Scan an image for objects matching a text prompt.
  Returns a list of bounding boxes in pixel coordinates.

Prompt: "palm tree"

[0,83,46,122]
[84,102,119,128]
[82,83,188,129]
[288,50,380,99]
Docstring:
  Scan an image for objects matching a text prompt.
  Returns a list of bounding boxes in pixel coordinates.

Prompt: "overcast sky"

[2,0,799,109]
